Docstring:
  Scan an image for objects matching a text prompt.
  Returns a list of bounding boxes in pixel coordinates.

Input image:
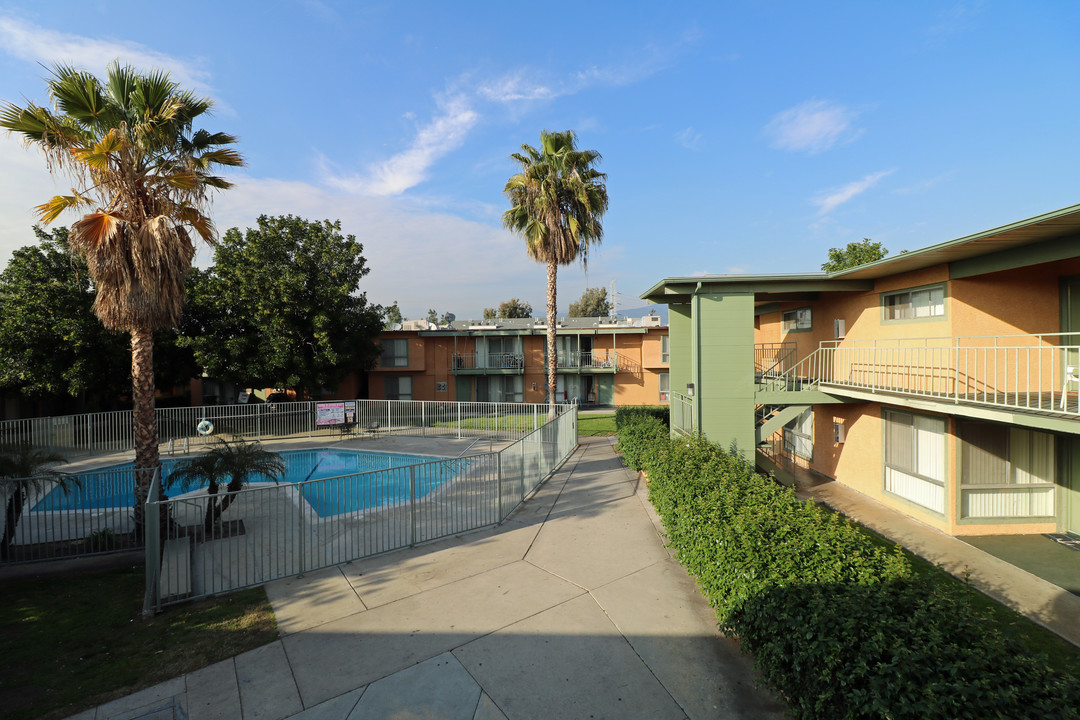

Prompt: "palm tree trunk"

[131,325,159,537]
[546,259,558,419]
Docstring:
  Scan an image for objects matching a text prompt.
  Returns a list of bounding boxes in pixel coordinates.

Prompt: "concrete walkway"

[70,437,785,720]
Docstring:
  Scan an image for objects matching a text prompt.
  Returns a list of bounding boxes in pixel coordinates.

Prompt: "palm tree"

[503,130,608,411]
[0,63,243,531]
[0,444,73,561]
[169,440,285,533]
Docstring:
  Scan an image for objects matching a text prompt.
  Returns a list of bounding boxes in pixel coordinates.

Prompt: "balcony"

[451,352,524,374]
[555,351,618,373]
[760,333,1080,432]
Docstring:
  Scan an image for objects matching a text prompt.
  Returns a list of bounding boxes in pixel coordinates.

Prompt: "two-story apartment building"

[366,316,670,407]
[642,204,1080,538]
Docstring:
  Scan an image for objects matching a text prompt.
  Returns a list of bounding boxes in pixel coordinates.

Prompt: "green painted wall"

[1062,437,1080,535]
[669,303,692,402]
[693,292,757,459]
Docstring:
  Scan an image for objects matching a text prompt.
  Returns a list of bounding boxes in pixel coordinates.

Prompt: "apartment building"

[642,204,1080,538]
[366,316,670,407]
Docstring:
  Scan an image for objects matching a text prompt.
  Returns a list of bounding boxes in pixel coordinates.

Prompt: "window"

[477,376,522,403]
[884,410,945,513]
[782,307,812,332]
[661,335,670,364]
[883,285,945,321]
[659,372,670,402]
[384,375,412,400]
[960,423,1055,519]
[380,338,409,367]
[783,408,813,461]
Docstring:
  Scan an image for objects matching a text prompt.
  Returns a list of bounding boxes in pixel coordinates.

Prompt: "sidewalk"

[71,437,785,720]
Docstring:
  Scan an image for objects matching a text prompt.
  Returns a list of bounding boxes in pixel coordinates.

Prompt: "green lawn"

[0,565,278,720]
[578,413,616,436]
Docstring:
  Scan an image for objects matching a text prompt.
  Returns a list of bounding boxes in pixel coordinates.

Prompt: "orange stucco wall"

[758,259,1072,536]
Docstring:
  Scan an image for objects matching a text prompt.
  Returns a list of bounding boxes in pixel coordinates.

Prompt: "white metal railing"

[762,333,1080,417]
[555,351,617,370]
[0,400,563,460]
[142,405,578,613]
[755,342,797,377]
[452,353,525,370]
[670,391,695,436]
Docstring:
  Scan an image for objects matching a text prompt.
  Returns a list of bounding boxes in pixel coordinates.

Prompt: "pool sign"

[316,401,356,426]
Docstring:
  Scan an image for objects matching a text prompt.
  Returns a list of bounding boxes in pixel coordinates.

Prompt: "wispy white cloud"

[766,100,859,154]
[0,14,214,98]
[814,170,894,215]
[894,170,955,195]
[675,126,703,151]
[478,72,556,102]
[926,1,984,39]
[322,93,479,196]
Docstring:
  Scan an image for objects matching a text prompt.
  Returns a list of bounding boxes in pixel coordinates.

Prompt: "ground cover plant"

[616,415,1080,720]
[0,564,277,720]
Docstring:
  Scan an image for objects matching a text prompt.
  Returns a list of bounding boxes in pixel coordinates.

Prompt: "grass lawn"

[578,413,616,436]
[0,564,278,720]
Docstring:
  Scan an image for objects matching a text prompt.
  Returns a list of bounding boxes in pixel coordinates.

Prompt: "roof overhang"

[641,203,1080,303]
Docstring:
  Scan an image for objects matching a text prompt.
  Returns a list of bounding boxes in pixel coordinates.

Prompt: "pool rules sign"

[316,401,357,426]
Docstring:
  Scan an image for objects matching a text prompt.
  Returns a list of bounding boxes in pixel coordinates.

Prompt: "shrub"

[614,417,1080,720]
[614,405,668,429]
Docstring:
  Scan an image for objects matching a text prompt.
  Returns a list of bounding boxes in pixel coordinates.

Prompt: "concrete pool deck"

[67,435,785,720]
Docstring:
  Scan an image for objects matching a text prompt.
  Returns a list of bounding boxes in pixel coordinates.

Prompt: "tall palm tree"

[503,130,608,411]
[169,440,285,533]
[0,63,243,530]
[0,444,73,561]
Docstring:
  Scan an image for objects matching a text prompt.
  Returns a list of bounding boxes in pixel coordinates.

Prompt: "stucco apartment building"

[365,316,670,407]
[643,204,1080,539]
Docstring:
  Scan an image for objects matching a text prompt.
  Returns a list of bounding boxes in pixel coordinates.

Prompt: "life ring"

[196,419,214,436]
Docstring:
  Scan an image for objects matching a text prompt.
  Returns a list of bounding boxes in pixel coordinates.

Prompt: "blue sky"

[1,1,1078,320]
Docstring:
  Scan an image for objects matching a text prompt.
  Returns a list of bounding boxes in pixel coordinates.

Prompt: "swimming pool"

[33,449,470,518]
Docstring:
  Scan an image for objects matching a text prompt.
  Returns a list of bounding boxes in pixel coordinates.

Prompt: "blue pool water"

[34,449,469,518]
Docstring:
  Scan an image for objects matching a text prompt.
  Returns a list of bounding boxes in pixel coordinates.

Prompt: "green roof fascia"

[640,275,872,304]
[828,202,1080,280]
[641,203,1080,303]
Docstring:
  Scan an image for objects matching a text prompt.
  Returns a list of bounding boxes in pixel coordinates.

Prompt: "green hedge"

[613,405,668,429]
[616,416,1080,720]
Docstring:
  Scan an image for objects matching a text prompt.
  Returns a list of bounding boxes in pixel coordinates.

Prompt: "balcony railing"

[451,353,524,371]
[755,342,797,378]
[670,391,695,437]
[555,351,617,370]
[762,333,1080,418]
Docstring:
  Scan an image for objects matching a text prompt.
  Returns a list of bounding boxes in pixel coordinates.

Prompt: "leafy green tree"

[385,301,403,327]
[0,227,196,412]
[168,439,284,532]
[567,287,612,317]
[0,444,72,561]
[504,130,608,406]
[1,63,243,522]
[0,227,128,403]
[483,307,497,320]
[821,238,888,272]
[496,298,533,318]
[426,308,438,325]
[181,215,383,396]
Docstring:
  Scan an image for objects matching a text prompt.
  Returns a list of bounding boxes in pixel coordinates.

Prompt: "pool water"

[34,449,468,517]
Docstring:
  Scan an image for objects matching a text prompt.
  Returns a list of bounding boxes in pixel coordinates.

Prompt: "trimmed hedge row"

[613,405,668,430]
[617,416,1080,720]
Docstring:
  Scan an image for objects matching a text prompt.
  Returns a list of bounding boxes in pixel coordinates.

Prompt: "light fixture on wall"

[686,382,695,397]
